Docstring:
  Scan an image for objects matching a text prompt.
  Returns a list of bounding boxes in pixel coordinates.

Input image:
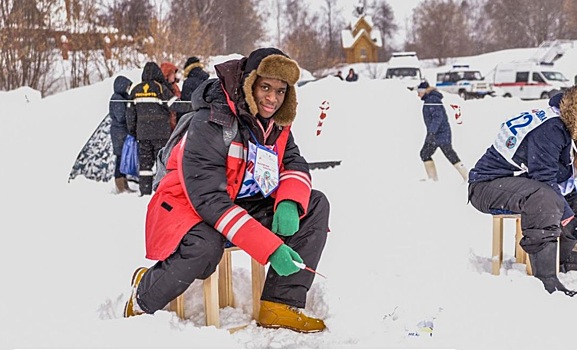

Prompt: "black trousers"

[136,189,330,313]
[420,135,460,164]
[468,177,564,254]
[114,155,124,179]
[137,139,166,195]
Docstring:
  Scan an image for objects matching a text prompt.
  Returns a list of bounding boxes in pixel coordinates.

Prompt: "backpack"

[152,111,238,191]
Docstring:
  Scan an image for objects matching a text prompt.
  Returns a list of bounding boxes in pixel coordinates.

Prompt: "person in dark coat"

[417,81,468,182]
[468,87,577,296]
[181,56,209,101]
[335,70,343,80]
[179,56,209,122]
[109,75,135,193]
[124,48,330,333]
[345,68,358,82]
[125,62,193,196]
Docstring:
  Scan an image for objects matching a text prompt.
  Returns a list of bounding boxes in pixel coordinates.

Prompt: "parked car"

[384,52,423,90]
[435,64,494,100]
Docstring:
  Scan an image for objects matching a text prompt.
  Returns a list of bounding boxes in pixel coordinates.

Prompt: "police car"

[435,64,495,100]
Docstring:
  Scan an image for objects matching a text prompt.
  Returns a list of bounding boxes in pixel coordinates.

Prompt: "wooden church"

[341,4,382,63]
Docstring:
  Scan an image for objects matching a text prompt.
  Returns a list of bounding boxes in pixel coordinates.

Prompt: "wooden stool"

[169,247,265,328]
[492,214,532,276]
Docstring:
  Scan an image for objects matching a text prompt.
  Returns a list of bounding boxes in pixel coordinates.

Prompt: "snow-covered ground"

[2,47,577,349]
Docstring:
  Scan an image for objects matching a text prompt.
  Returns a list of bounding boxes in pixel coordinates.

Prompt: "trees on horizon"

[1,0,576,95]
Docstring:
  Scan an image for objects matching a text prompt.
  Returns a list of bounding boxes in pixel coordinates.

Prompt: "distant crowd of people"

[334,68,358,82]
[109,56,209,195]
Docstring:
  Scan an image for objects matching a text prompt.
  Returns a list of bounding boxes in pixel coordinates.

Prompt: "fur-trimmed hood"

[183,62,204,78]
[215,48,300,127]
[556,87,577,139]
[420,86,443,101]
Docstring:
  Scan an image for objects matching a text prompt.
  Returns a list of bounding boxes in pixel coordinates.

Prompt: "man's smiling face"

[252,76,287,118]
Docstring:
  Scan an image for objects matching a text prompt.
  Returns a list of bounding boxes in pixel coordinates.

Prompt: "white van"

[487,61,570,100]
[435,64,494,100]
[384,52,423,90]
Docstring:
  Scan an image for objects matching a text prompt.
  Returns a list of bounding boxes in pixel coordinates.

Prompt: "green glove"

[268,244,303,276]
[272,200,300,236]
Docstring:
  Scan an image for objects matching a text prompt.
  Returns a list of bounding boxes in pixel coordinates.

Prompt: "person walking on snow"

[124,48,330,333]
[108,75,136,193]
[468,88,577,296]
[417,81,468,182]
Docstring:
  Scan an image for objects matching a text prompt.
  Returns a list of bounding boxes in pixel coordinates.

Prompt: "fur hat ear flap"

[272,85,297,126]
[243,69,259,117]
[560,86,577,139]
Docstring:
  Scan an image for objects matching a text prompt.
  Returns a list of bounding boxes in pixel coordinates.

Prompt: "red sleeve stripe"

[280,171,311,188]
[216,206,245,233]
[215,206,256,241]
[225,212,252,241]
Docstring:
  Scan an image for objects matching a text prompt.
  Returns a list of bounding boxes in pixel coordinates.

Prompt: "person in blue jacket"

[109,75,135,193]
[417,81,468,182]
[468,87,577,296]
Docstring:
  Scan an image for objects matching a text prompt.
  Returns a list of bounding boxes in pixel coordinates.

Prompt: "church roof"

[341,15,382,48]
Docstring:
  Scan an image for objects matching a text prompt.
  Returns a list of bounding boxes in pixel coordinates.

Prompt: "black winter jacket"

[109,75,132,154]
[181,67,209,102]
[181,62,310,216]
[421,89,452,144]
[126,62,192,140]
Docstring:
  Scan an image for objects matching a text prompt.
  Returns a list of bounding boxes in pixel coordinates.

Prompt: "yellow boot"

[123,267,148,318]
[257,300,326,333]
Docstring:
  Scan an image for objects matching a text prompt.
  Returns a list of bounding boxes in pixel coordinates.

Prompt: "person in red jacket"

[124,48,330,333]
[160,62,181,130]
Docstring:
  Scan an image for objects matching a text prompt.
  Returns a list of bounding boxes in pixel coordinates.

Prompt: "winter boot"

[423,160,438,181]
[257,300,326,333]
[123,177,137,193]
[559,227,577,272]
[453,161,469,182]
[114,177,136,193]
[529,242,576,297]
[139,175,153,196]
[560,250,577,273]
[115,177,127,193]
[123,267,148,317]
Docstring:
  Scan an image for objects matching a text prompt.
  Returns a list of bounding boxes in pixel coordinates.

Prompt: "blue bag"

[120,135,139,177]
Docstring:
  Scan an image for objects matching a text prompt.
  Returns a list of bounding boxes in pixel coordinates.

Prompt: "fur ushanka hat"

[555,86,577,139]
[242,48,301,126]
